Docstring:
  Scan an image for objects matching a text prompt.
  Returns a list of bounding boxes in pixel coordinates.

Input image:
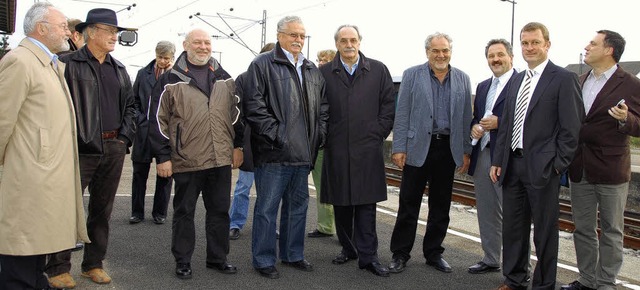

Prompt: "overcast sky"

[8,0,640,89]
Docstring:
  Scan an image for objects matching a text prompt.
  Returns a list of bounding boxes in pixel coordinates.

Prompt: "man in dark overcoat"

[319,24,396,277]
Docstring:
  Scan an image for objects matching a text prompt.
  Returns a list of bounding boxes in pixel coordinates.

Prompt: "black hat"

[75,8,136,33]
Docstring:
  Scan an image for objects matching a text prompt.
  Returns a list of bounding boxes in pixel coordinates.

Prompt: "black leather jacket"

[60,46,137,155]
[243,43,328,167]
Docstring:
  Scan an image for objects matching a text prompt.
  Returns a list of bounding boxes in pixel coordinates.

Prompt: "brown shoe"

[496,284,513,290]
[81,268,112,284]
[48,272,76,289]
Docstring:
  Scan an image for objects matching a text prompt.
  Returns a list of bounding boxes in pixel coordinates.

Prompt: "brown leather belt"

[102,130,118,139]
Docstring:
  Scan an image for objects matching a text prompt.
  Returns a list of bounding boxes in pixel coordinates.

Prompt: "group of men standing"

[0,3,638,290]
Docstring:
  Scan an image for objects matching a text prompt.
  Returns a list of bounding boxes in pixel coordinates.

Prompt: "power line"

[137,0,201,28]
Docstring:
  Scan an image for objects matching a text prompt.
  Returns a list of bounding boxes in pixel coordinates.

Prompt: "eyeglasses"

[40,21,69,31]
[429,48,451,55]
[279,31,306,40]
[94,25,119,35]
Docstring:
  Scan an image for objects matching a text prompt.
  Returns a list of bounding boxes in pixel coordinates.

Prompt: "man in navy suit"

[467,39,517,275]
[389,32,472,274]
[490,22,584,290]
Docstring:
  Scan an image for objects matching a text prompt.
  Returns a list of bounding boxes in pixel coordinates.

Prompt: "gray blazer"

[392,62,472,167]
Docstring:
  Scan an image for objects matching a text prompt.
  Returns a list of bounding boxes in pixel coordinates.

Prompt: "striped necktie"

[480,77,499,150]
[511,70,534,150]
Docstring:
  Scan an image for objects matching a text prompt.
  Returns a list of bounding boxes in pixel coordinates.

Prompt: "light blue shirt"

[340,56,359,75]
[583,64,617,114]
[27,37,58,68]
[281,47,306,86]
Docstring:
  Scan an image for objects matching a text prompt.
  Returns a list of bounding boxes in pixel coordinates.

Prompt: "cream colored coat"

[0,39,89,255]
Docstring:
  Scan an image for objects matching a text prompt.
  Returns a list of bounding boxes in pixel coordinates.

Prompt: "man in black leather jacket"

[244,15,328,279]
[45,8,136,287]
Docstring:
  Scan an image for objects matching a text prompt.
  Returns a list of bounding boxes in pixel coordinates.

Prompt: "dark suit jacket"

[493,61,584,188]
[468,69,517,176]
[568,66,640,184]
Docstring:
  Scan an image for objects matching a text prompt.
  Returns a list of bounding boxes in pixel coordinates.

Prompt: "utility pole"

[261,10,266,48]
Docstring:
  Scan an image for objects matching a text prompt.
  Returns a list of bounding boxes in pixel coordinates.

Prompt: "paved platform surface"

[61,159,640,290]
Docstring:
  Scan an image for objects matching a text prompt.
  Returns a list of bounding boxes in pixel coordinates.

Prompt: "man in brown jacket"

[0,3,89,289]
[149,28,243,280]
[563,30,640,290]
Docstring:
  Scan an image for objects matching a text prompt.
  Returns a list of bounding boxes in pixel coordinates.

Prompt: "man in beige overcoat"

[0,2,89,289]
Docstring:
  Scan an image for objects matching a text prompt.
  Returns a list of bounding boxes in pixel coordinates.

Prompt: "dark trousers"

[46,139,126,275]
[334,204,379,267]
[171,166,231,264]
[390,138,456,262]
[131,161,173,219]
[502,154,560,290]
[0,254,49,290]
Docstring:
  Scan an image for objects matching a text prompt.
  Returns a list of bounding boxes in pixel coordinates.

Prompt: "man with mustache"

[0,3,89,289]
[148,28,242,280]
[389,32,472,274]
[319,25,395,277]
[44,8,137,287]
[467,39,517,275]
[244,15,328,279]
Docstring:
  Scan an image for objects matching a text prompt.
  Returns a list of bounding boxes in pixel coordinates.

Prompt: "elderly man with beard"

[149,28,243,280]
[0,2,89,289]
[389,32,472,274]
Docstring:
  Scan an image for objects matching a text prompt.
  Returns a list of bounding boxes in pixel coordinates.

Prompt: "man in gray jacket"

[149,28,243,280]
[389,32,472,274]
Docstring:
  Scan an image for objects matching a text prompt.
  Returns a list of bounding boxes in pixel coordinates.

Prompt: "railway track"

[385,166,640,250]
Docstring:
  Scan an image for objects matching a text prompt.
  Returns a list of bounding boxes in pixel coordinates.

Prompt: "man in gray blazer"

[490,22,584,290]
[389,32,472,274]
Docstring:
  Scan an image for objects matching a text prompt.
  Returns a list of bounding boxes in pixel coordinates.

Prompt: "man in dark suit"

[467,38,517,275]
[490,22,584,290]
[561,30,640,290]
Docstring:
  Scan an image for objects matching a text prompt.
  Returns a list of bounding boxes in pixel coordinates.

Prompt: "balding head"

[183,28,212,65]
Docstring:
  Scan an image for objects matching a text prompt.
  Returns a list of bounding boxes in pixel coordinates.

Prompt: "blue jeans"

[229,170,254,230]
[252,164,310,268]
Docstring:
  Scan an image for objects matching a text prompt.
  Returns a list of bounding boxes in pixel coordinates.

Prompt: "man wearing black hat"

[45,8,137,287]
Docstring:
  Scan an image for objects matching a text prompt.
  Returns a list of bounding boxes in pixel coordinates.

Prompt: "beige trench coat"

[0,38,90,255]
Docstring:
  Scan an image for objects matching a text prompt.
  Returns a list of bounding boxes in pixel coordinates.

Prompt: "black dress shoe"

[426,257,452,273]
[229,228,240,240]
[256,266,279,279]
[389,257,407,273]
[332,252,357,265]
[307,229,333,238]
[282,259,313,272]
[560,280,595,290]
[360,262,390,277]
[206,261,237,274]
[153,216,166,224]
[175,263,192,279]
[468,261,500,274]
[129,216,143,224]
